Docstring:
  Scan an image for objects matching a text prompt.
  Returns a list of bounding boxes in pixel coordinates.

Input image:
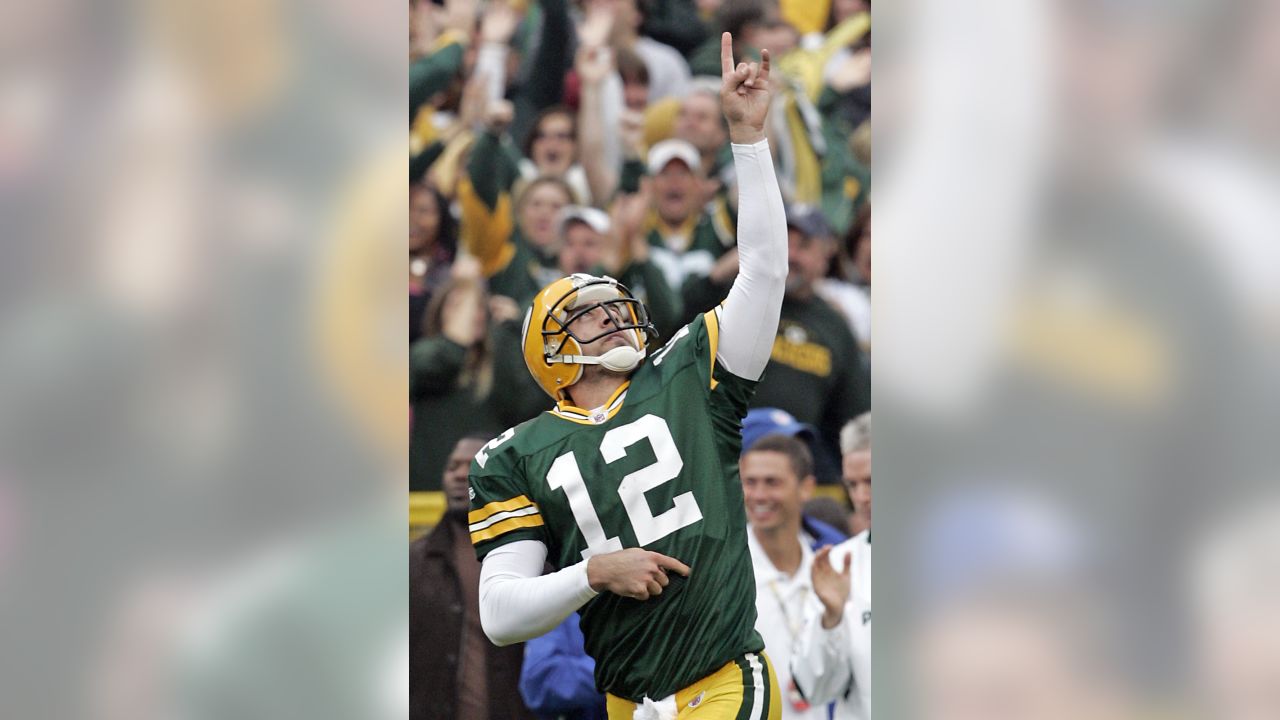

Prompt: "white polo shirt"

[747,528,829,720]
[790,531,871,720]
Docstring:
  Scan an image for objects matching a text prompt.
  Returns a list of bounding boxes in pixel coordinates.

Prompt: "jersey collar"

[552,381,630,425]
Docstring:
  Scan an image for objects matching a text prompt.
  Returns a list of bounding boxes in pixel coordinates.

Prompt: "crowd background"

[409,0,873,494]
[0,1,1277,719]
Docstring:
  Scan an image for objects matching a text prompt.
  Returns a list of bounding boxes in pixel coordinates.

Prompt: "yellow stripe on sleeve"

[470,513,546,544]
[704,308,721,390]
[468,495,534,524]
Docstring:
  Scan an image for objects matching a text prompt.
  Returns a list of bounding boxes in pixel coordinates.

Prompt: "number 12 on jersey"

[547,414,703,559]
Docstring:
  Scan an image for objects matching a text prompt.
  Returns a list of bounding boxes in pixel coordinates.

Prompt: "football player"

[468,33,787,719]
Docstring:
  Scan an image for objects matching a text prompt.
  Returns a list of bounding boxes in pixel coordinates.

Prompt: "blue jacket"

[803,515,849,550]
[519,613,607,720]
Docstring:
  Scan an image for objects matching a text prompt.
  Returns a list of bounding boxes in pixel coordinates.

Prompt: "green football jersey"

[468,309,765,701]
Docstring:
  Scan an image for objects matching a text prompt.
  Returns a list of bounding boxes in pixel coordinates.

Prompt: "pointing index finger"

[721,31,734,77]
[656,553,691,577]
[759,48,771,83]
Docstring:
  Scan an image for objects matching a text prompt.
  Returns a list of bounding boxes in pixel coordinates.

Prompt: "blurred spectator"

[839,413,870,536]
[687,1,769,77]
[781,0,831,41]
[639,0,714,58]
[740,406,839,484]
[461,106,683,333]
[409,260,546,490]
[574,24,649,207]
[615,48,652,113]
[790,521,870,719]
[410,182,459,343]
[681,204,867,480]
[605,0,691,103]
[520,107,592,204]
[519,613,607,720]
[411,435,536,720]
[674,80,736,204]
[771,12,871,237]
[555,199,684,339]
[804,496,853,538]
[741,407,816,453]
[685,206,868,481]
[460,105,573,303]
[741,434,847,720]
[816,202,869,352]
[498,0,576,148]
[755,205,868,475]
[642,138,736,294]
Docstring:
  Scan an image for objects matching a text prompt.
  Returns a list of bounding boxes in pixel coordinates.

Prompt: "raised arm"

[714,33,788,381]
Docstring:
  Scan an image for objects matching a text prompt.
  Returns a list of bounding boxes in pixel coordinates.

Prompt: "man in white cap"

[643,138,736,294]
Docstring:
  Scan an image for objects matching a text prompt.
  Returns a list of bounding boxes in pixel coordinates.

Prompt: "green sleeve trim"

[409,42,464,118]
[410,141,444,184]
[466,131,520,209]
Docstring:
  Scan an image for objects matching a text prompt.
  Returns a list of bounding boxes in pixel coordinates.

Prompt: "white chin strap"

[554,345,646,373]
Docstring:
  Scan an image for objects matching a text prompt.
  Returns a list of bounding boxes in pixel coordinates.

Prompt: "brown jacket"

[410,514,535,720]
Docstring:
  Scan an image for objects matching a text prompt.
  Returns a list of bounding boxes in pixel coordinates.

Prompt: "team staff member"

[741,435,846,720]
[789,419,872,720]
[468,33,787,719]
[411,435,536,720]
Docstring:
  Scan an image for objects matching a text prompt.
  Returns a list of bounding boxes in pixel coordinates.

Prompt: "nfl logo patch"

[688,691,705,708]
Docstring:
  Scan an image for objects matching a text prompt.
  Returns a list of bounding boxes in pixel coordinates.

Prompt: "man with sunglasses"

[467,33,788,719]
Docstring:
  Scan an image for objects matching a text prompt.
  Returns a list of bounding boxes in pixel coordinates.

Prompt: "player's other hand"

[587,548,691,601]
[719,31,771,145]
[811,545,851,629]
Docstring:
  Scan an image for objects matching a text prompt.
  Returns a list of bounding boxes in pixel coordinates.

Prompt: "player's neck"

[753,524,804,577]
[564,373,628,413]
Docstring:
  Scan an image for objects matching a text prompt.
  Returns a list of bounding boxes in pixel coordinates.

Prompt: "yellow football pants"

[605,651,782,719]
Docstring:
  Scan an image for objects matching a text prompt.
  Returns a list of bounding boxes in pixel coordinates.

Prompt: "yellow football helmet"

[522,274,656,399]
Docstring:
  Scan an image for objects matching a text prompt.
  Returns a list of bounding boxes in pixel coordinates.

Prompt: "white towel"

[633,694,678,720]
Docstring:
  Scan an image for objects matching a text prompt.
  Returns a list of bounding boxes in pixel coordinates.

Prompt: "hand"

[575,44,615,86]
[440,0,478,35]
[410,1,437,60]
[828,48,871,93]
[611,179,651,239]
[719,32,772,144]
[484,99,515,133]
[487,295,521,324]
[480,1,520,45]
[450,254,483,282]
[609,182,651,270]
[811,545,852,629]
[587,548,691,601]
[441,279,485,345]
[578,0,616,49]
[708,247,739,284]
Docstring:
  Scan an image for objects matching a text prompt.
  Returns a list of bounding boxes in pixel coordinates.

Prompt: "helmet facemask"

[542,277,656,374]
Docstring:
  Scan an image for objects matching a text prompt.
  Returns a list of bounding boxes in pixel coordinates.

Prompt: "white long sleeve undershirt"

[478,540,598,646]
[475,140,787,643]
[715,139,789,381]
